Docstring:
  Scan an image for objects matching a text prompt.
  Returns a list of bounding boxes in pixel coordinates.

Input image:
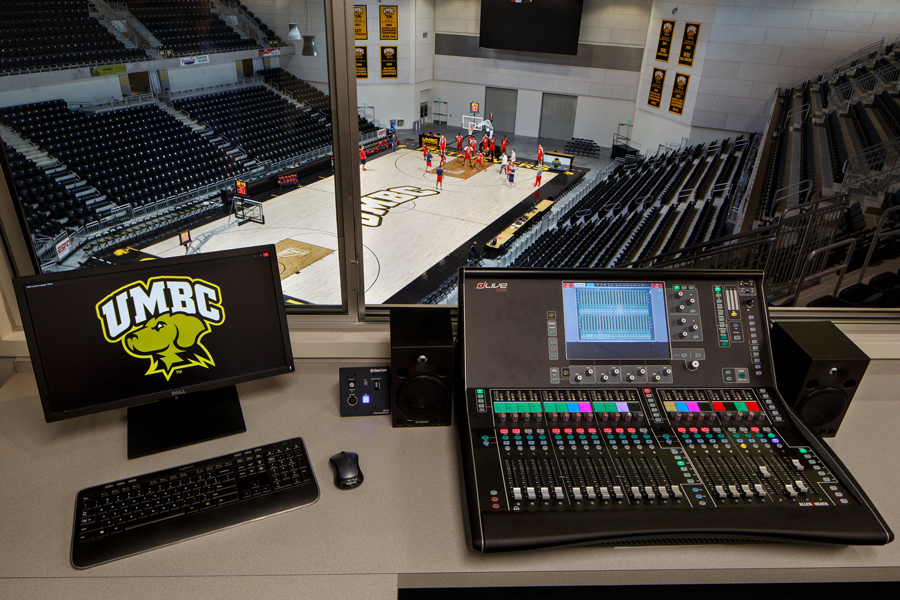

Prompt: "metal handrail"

[789,238,857,307]
[822,38,884,81]
[855,205,900,284]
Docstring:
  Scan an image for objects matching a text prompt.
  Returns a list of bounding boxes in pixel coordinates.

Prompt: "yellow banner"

[655,20,674,62]
[91,64,127,77]
[648,67,666,109]
[380,46,398,79]
[380,5,398,40]
[678,22,700,68]
[669,72,690,116]
[356,46,368,79]
[354,5,367,40]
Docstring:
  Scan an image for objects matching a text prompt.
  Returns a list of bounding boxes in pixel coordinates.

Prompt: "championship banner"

[678,22,700,68]
[180,55,209,66]
[356,46,368,79]
[380,46,398,79]
[354,5,367,40]
[648,67,666,109]
[668,72,690,116]
[655,20,675,62]
[380,5,398,40]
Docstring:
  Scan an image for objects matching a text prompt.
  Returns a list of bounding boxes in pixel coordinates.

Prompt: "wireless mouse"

[329,451,364,490]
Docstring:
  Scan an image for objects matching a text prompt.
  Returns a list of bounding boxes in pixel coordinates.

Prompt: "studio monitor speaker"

[390,307,454,427]
[770,321,869,437]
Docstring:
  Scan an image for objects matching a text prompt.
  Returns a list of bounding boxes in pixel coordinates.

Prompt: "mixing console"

[456,268,892,551]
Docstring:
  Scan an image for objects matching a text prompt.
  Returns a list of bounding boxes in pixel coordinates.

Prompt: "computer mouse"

[329,451,364,490]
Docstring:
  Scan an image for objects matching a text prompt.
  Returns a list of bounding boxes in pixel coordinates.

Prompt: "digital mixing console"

[455,268,893,551]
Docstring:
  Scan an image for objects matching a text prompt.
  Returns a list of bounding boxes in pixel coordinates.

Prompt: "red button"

[627,428,636,433]
[588,428,597,434]
[615,428,624,433]
[551,428,561,434]
[750,427,760,432]
[491,496,499,502]
[643,388,651,394]
[576,428,584,434]
[512,429,520,434]
[500,429,508,434]
[701,427,709,433]
[689,427,698,433]
[677,427,686,433]
[492,503,500,509]
[603,428,612,433]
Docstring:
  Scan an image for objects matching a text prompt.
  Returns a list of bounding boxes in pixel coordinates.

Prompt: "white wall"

[356,83,418,128]
[0,76,123,108]
[166,63,238,92]
[631,108,692,154]
[430,81,485,130]
[573,97,637,148]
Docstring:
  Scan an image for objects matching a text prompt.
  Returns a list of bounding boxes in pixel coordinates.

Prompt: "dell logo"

[171,389,187,396]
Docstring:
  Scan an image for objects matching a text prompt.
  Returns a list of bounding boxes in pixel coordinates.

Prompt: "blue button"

[695,494,703,499]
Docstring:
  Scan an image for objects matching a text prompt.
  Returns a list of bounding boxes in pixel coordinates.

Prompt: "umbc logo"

[356,48,366,58]
[383,7,395,16]
[383,48,395,59]
[96,277,225,380]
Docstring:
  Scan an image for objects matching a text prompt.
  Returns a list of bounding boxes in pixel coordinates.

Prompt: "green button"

[800,448,808,454]
[677,461,685,465]
[715,286,721,291]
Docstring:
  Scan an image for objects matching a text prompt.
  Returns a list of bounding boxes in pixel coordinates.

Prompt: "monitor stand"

[127,385,247,459]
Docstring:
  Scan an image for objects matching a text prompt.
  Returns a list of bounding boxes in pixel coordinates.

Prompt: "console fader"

[455,268,893,552]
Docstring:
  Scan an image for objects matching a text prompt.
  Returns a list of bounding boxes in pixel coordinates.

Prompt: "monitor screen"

[14,246,294,448]
[561,281,671,360]
[479,0,584,56]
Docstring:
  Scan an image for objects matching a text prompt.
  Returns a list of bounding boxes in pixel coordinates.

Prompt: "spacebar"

[125,509,186,531]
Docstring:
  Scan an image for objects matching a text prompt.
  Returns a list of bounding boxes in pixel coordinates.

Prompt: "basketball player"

[511,149,516,166]
[534,163,543,187]
[435,166,444,190]
[474,150,484,172]
[481,134,489,153]
[507,165,515,188]
[424,150,433,174]
[501,135,508,156]
[500,152,508,176]
[489,136,496,161]
[456,132,463,153]
[439,151,447,168]
[537,143,543,165]
[464,144,473,169]
[360,146,366,171]
[439,134,446,153]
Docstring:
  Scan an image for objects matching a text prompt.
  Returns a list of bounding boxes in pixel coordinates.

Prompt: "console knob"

[675,291,684,298]
[626,374,635,382]
[585,368,594,376]
[562,412,570,422]
[523,413,531,422]
[600,374,609,382]
[653,374,661,382]
[511,413,519,422]
[574,412,583,422]
[638,368,646,375]
[688,360,700,371]
[678,317,687,325]
[664,368,672,375]
[687,297,696,305]
[685,412,694,421]
[676,304,686,312]
[551,412,559,422]
[636,412,644,422]
[499,413,507,423]
[624,412,633,422]
[690,324,699,331]
[600,412,610,422]
[679,331,689,338]
[611,368,620,376]
[612,413,621,422]
[535,412,543,422]
[673,413,682,421]
[696,412,705,422]
[574,374,583,382]
[585,412,594,422]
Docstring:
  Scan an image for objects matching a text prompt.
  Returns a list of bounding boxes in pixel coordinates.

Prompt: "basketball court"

[141,147,558,304]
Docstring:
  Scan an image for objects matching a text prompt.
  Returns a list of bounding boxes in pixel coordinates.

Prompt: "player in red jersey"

[501,135,508,155]
[360,147,366,171]
[481,134,489,153]
[435,166,444,190]
[537,144,543,165]
[424,149,433,174]
[534,163,543,187]
[456,133,463,152]
[439,151,447,168]
[489,136,496,161]
[463,145,473,169]
[473,151,484,172]
[439,134,446,152]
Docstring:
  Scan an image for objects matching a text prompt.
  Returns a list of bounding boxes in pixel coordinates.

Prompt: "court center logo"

[96,276,225,380]
[361,186,439,227]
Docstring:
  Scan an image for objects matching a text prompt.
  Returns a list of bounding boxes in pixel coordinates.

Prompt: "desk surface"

[1,362,899,599]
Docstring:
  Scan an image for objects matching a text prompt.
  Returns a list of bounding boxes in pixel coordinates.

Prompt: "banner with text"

[669,72,690,116]
[354,5,367,40]
[655,20,675,62]
[91,64,127,77]
[356,46,368,79]
[678,22,700,68]
[380,5,398,40]
[648,67,666,109]
[380,46,398,79]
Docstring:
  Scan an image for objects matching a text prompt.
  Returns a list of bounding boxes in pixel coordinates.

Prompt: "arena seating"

[258,68,332,111]
[0,100,239,210]
[0,0,148,75]
[172,86,332,163]
[2,141,100,239]
[124,0,261,55]
[564,137,602,158]
[508,136,755,271]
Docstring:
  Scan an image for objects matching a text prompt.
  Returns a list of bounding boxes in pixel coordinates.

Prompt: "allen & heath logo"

[96,276,225,380]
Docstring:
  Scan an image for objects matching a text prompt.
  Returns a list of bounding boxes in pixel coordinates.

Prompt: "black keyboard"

[72,437,319,568]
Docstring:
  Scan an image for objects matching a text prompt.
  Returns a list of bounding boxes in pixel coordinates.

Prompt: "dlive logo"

[476,282,508,291]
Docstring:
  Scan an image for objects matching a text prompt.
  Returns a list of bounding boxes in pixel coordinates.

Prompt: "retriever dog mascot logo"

[96,276,225,380]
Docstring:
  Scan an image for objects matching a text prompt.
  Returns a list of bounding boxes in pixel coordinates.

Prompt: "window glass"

[0,0,343,309]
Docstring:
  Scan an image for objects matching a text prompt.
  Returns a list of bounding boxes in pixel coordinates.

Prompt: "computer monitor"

[14,245,294,459]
